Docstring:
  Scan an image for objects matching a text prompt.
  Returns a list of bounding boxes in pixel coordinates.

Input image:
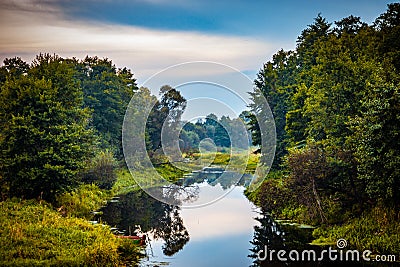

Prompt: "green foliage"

[81,150,117,190]
[0,55,95,202]
[251,50,297,168]
[111,168,140,195]
[155,162,187,182]
[56,184,110,219]
[192,151,259,172]
[0,199,127,266]
[312,205,400,255]
[180,113,252,151]
[75,56,137,158]
[285,145,359,224]
[349,82,400,206]
[117,238,144,264]
[247,4,400,231]
[245,172,291,217]
[146,85,186,152]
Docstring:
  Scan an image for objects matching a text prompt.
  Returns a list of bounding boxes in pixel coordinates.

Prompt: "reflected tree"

[249,214,286,267]
[249,213,318,267]
[161,184,200,205]
[153,208,190,256]
[98,189,190,256]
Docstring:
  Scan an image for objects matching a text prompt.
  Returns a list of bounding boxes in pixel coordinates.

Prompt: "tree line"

[0,54,186,202]
[247,3,400,223]
[179,112,252,151]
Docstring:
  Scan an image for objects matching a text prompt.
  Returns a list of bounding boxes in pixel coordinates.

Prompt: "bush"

[81,151,117,190]
[245,171,292,216]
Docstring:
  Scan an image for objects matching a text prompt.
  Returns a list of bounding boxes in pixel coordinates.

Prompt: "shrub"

[81,151,117,190]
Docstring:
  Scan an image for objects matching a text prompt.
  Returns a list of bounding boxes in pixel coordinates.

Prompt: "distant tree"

[213,116,231,147]
[146,85,186,153]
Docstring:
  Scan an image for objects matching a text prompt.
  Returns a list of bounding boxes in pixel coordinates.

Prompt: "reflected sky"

[141,183,259,267]
[181,184,258,239]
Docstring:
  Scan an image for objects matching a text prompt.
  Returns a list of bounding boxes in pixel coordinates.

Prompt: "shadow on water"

[98,169,254,260]
[98,190,190,256]
[248,213,395,267]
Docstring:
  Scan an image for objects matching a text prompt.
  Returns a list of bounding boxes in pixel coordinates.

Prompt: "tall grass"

[0,199,129,266]
[56,184,110,219]
[312,205,400,255]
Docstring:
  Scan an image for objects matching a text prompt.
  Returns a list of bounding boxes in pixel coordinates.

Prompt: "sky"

[0,0,394,118]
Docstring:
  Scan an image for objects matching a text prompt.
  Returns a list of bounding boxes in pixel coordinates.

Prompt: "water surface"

[99,171,259,267]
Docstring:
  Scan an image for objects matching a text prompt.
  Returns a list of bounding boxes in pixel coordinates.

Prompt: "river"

[97,170,323,267]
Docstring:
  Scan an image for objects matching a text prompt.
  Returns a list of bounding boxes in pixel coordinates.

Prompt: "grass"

[154,162,187,182]
[192,151,260,172]
[112,163,188,196]
[0,199,141,266]
[312,205,400,255]
[56,184,111,219]
[112,168,140,195]
[0,161,195,266]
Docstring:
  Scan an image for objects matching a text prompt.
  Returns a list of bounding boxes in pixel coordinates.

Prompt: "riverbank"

[0,198,141,266]
[245,171,400,257]
[0,160,195,266]
[0,165,158,266]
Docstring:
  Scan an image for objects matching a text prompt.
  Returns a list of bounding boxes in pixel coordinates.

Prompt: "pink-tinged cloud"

[0,1,281,83]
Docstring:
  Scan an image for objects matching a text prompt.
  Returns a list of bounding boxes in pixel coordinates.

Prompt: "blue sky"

[0,0,394,118]
[0,0,393,81]
[59,0,390,40]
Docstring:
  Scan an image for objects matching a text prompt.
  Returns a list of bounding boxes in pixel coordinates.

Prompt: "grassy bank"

[312,206,400,254]
[111,163,188,196]
[192,151,259,172]
[245,172,400,256]
[0,199,141,266]
[0,165,176,266]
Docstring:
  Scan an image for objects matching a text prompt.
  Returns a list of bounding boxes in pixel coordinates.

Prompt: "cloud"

[0,1,277,83]
[0,0,61,13]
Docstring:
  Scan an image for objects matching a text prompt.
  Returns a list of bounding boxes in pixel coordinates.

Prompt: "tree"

[374,3,400,72]
[0,55,95,202]
[250,5,400,221]
[334,15,367,36]
[250,50,297,168]
[350,82,400,206]
[76,56,137,158]
[213,115,231,147]
[146,85,186,153]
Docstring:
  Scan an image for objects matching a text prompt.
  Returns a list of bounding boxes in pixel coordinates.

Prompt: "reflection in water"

[249,214,371,267]
[98,190,190,256]
[249,213,318,267]
[100,170,257,266]
[181,170,253,190]
[159,184,200,205]
[152,208,189,256]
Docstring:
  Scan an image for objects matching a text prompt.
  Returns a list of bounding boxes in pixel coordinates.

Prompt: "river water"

[98,170,320,267]
[141,179,258,266]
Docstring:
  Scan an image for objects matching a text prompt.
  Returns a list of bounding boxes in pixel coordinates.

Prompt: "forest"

[0,2,399,266]
[246,3,400,255]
